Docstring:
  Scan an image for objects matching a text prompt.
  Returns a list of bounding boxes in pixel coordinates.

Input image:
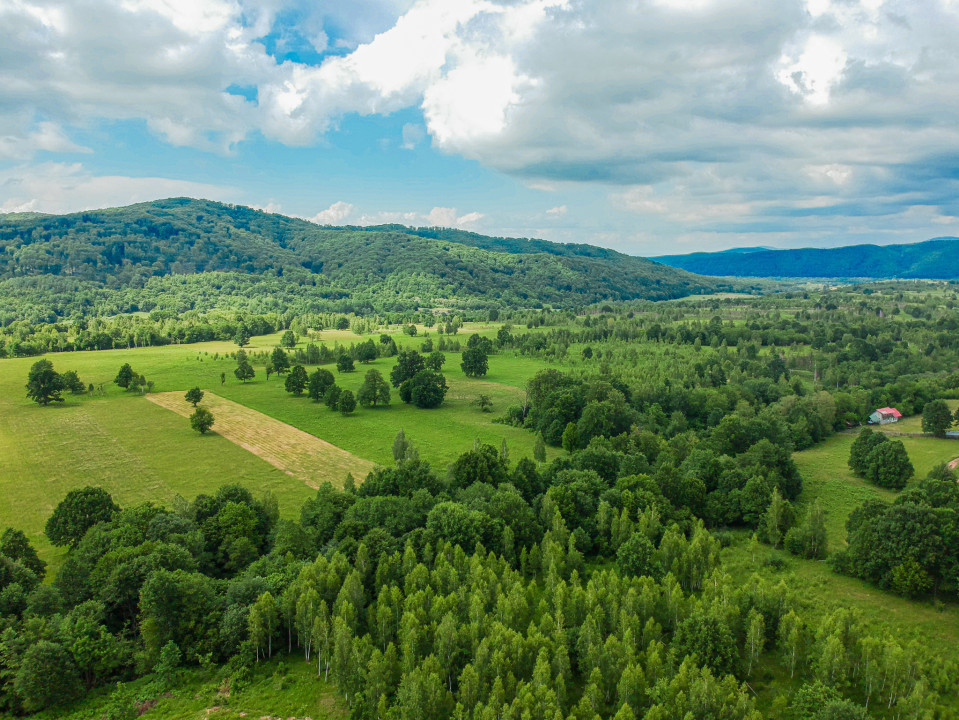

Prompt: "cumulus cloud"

[309,200,355,224]
[0,163,237,214]
[545,205,567,216]
[6,0,959,247]
[0,121,92,161]
[356,206,484,229]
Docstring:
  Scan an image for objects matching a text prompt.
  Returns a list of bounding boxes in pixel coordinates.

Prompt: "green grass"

[0,330,563,565]
[723,538,959,666]
[732,426,959,685]
[43,654,346,720]
[793,432,959,549]
[877,399,959,433]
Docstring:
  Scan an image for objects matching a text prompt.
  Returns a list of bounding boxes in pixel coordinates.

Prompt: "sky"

[2,0,959,256]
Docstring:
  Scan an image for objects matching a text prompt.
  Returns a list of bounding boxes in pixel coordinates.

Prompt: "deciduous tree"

[190,406,215,434]
[25,359,64,406]
[45,486,119,548]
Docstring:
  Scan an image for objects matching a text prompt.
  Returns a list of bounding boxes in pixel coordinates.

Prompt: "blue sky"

[2,0,959,256]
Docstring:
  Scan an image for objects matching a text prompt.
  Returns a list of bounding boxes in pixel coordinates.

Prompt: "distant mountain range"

[0,198,736,321]
[654,238,959,279]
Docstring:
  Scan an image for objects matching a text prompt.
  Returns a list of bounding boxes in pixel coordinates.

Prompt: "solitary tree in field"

[389,350,425,387]
[281,330,297,349]
[461,346,489,378]
[399,370,448,408]
[185,387,204,407]
[922,399,954,437]
[336,355,355,373]
[308,369,335,401]
[234,350,255,383]
[356,340,377,364]
[234,328,251,347]
[190,406,215,434]
[114,363,135,389]
[392,429,409,463]
[60,370,85,394]
[865,441,913,489]
[45,486,119,548]
[25,359,64,406]
[426,351,446,372]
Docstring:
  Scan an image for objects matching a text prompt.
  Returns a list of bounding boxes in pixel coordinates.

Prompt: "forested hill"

[0,198,734,322]
[654,237,959,279]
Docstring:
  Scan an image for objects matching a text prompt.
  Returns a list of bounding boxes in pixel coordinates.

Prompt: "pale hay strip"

[146,391,376,489]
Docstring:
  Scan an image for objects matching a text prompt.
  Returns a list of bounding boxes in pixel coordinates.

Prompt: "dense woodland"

[0,451,955,718]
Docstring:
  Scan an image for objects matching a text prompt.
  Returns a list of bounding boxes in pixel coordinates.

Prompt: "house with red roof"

[869,407,902,425]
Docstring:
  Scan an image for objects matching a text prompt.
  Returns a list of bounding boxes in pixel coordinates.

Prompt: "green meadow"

[40,654,347,720]
[0,323,563,565]
[793,429,959,548]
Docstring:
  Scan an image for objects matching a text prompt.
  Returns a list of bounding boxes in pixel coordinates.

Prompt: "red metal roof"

[876,407,902,417]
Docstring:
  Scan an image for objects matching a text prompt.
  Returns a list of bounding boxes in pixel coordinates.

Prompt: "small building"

[869,407,902,424]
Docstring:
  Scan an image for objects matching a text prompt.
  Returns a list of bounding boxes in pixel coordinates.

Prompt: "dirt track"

[147,391,375,489]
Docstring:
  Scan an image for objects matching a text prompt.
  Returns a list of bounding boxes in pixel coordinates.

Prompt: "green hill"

[654,237,959,279]
[0,198,730,322]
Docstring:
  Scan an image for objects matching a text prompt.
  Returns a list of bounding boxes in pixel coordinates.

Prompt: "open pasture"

[793,431,959,549]
[0,381,304,567]
[0,328,562,562]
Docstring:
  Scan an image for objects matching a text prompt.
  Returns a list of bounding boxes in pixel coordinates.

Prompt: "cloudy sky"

[2,0,959,255]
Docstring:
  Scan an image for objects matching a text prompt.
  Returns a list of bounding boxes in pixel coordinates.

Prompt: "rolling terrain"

[0,198,735,323]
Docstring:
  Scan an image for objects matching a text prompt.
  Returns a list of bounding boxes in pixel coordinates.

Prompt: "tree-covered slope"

[655,238,959,279]
[0,198,729,321]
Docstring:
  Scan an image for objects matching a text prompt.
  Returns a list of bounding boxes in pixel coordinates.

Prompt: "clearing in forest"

[147,391,376,488]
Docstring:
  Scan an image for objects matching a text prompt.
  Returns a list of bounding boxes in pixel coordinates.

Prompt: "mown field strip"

[147,391,376,488]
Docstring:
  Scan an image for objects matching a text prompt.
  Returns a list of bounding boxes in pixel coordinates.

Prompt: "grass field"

[0,382,308,570]
[43,654,346,720]
[793,431,959,548]
[723,538,959,686]
[0,326,562,564]
[733,421,959,675]
[146,391,376,489]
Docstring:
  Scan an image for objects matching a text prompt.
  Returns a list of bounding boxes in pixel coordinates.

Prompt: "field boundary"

[146,391,376,489]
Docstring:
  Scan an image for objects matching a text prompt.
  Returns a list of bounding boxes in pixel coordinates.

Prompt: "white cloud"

[6,0,959,249]
[0,121,92,161]
[546,205,567,216]
[0,163,237,214]
[356,205,484,229]
[308,200,354,224]
[426,206,483,228]
[776,35,847,106]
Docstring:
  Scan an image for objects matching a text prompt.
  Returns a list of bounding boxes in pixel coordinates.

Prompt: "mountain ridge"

[0,197,737,322]
[654,237,959,279]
